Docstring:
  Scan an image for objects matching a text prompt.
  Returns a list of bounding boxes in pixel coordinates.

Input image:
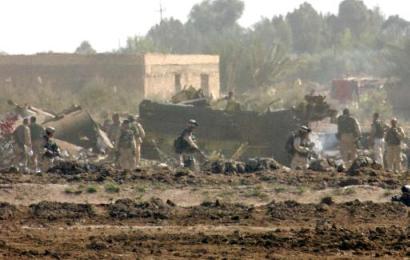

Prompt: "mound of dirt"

[187,200,254,223]
[0,202,16,220]
[30,201,95,221]
[108,198,172,220]
[266,200,407,224]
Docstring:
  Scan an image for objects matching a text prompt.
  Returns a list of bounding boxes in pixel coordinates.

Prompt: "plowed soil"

[0,166,409,259]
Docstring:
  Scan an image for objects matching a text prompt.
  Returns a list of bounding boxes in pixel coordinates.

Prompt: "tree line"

[77,0,410,92]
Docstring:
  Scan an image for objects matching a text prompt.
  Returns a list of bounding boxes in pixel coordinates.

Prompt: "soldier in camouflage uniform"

[12,118,32,172]
[115,120,137,170]
[385,118,406,173]
[29,116,45,172]
[337,109,361,165]
[41,127,60,170]
[128,115,145,166]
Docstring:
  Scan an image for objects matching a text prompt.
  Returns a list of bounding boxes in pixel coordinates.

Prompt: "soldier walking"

[337,109,361,165]
[385,118,406,173]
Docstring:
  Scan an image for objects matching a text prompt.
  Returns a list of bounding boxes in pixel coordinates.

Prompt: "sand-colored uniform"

[337,115,361,164]
[385,126,406,173]
[13,124,32,169]
[370,119,386,165]
[116,127,137,170]
[130,122,145,166]
[29,123,45,170]
[291,135,311,170]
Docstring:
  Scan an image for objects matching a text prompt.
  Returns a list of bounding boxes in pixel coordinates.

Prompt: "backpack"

[372,120,384,139]
[386,127,402,145]
[285,133,296,155]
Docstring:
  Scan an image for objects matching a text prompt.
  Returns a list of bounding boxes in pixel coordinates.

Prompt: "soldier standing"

[115,120,137,170]
[337,109,361,165]
[290,126,313,170]
[29,116,45,172]
[128,115,145,166]
[12,118,32,172]
[370,113,386,166]
[385,118,406,173]
[108,113,121,145]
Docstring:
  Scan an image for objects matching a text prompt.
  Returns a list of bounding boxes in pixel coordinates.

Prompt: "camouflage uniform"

[129,119,145,166]
[290,128,312,170]
[116,123,137,170]
[385,125,406,173]
[337,112,361,164]
[13,121,32,170]
[370,118,386,165]
[29,121,45,171]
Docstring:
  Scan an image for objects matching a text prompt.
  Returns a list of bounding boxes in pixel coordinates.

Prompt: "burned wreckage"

[140,93,337,165]
[0,101,112,169]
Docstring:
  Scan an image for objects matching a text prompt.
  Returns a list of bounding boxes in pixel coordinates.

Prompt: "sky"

[0,0,409,54]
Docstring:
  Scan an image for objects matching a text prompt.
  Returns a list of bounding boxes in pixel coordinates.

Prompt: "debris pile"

[30,201,95,221]
[204,157,282,174]
[108,198,172,220]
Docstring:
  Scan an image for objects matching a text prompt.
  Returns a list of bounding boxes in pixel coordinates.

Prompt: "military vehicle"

[139,94,336,165]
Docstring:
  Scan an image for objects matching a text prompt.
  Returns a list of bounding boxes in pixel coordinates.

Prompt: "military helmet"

[188,119,199,126]
[299,125,311,133]
[45,126,56,134]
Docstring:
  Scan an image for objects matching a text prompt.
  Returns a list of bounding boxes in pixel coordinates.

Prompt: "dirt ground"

[0,166,409,259]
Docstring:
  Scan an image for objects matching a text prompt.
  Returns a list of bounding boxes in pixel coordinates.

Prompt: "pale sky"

[0,0,409,54]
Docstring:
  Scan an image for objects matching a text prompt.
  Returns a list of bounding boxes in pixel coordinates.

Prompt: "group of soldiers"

[103,113,146,170]
[289,108,407,173]
[11,116,59,173]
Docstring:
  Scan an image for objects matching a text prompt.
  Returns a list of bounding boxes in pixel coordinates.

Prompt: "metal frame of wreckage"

[139,99,302,165]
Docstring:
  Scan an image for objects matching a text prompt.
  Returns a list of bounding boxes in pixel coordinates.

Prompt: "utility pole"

[157,0,166,24]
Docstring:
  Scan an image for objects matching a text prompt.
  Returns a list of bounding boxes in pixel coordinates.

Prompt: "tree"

[117,36,157,54]
[286,2,323,53]
[147,18,188,53]
[75,41,96,54]
[188,0,244,33]
[380,15,410,46]
[338,0,370,38]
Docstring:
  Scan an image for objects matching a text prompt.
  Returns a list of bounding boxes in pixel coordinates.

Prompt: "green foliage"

[86,186,98,193]
[105,182,120,193]
[75,41,96,55]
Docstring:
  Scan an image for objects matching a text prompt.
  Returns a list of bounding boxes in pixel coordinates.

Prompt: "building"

[0,53,220,103]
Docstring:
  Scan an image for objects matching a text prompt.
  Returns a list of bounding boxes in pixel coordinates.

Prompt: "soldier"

[224,91,241,112]
[174,119,206,168]
[128,115,145,166]
[12,118,32,172]
[385,118,406,173]
[290,125,314,170]
[42,127,60,170]
[370,113,386,166]
[29,116,45,172]
[115,120,137,170]
[337,108,361,165]
[108,113,121,145]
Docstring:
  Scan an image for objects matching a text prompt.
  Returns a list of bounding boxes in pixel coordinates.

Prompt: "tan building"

[0,53,220,103]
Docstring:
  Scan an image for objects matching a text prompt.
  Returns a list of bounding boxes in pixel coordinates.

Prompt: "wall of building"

[144,54,220,100]
[0,53,146,102]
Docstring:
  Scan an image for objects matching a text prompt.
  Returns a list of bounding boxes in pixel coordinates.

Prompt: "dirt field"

[0,165,409,259]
